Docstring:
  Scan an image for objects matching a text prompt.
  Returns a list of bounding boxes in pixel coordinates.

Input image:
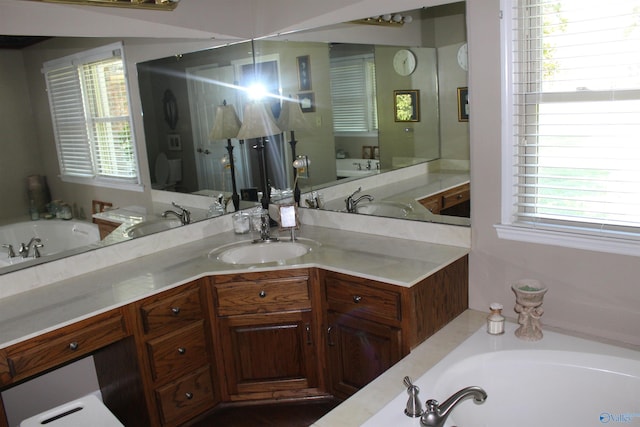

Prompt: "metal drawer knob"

[69,341,79,351]
[171,307,181,315]
[177,347,186,355]
[259,290,267,298]
[185,392,193,400]
[353,295,362,303]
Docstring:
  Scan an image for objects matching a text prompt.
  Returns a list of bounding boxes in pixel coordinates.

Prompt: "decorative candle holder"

[512,279,548,341]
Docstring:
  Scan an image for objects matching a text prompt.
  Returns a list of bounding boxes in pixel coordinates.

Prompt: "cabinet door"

[326,311,402,399]
[218,310,318,399]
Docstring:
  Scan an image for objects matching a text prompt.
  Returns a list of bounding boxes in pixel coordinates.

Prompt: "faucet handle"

[2,244,16,258]
[349,187,362,198]
[403,376,424,418]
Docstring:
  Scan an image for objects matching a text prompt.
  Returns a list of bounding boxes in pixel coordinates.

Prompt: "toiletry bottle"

[487,303,505,335]
[29,199,39,221]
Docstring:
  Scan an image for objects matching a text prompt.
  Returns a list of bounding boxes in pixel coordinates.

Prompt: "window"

[330,54,378,134]
[43,42,141,190]
[498,0,640,255]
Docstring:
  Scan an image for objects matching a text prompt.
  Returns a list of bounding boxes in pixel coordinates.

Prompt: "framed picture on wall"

[297,92,315,113]
[394,90,420,122]
[457,87,469,122]
[296,55,312,91]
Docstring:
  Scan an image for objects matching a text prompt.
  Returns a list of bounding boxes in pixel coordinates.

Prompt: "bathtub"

[363,322,640,427]
[336,158,380,178]
[0,220,100,267]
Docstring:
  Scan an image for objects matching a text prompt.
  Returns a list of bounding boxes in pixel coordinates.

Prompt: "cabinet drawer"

[325,277,401,325]
[6,310,128,381]
[441,183,470,209]
[140,287,203,335]
[418,195,441,213]
[155,365,215,426]
[214,278,311,316]
[147,321,208,381]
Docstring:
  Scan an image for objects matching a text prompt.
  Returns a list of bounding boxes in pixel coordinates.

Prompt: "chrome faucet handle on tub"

[403,376,424,418]
[420,386,487,427]
[2,244,16,258]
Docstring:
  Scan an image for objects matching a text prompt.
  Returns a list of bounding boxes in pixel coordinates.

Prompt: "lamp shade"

[237,102,281,140]
[209,102,241,140]
[277,97,309,132]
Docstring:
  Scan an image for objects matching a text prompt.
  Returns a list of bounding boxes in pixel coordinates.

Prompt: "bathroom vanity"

[0,223,468,426]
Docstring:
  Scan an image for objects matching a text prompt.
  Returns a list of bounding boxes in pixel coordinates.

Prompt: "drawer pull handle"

[177,347,186,355]
[185,392,193,400]
[259,290,267,298]
[69,341,79,351]
[353,295,362,303]
[457,194,463,199]
[327,326,335,347]
[171,307,181,315]
[306,323,312,345]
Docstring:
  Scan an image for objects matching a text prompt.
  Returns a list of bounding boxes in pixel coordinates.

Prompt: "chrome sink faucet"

[18,237,43,258]
[345,187,374,213]
[420,386,487,427]
[162,202,191,225]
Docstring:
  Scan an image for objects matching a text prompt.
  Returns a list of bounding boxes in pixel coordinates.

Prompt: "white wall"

[467,0,640,346]
[0,51,44,220]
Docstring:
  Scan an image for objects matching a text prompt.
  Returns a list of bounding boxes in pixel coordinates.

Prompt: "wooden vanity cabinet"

[418,182,470,217]
[210,269,325,402]
[132,279,218,427]
[322,255,468,399]
[93,217,121,240]
[323,272,404,399]
[4,309,129,383]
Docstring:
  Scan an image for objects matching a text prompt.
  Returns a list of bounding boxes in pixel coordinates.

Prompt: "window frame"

[330,53,379,136]
[496,0,640,257]
[43,42,143,192]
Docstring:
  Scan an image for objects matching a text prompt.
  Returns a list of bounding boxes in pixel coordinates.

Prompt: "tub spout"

[420,386,487,427]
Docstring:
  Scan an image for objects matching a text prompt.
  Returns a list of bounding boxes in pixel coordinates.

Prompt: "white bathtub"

[363,323,640,427]
[336,158,380,177]
[0,220,100,267]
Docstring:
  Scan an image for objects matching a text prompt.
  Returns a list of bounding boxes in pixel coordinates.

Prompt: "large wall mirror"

[0,2,468,275]
[139,3,469,215]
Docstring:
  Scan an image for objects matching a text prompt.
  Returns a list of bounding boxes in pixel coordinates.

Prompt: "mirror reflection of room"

[0,2,469,276]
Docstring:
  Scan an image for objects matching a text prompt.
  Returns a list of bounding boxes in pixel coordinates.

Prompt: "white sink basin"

[355,201,414,217]
[210,239,319,265]
[126,218,183,238]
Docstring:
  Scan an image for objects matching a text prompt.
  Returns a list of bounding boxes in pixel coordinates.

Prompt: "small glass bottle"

[29,199,39,221]
[487,303,505,335]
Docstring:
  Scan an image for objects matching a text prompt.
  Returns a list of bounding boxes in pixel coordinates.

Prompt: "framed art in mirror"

[298,92,315,113]
[457,87,469,122]
[296,55,312,91]
[394,89,420,122]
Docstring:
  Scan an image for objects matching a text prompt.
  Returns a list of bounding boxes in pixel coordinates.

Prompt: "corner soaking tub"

[363,323,640,427]
[0,220,100,267]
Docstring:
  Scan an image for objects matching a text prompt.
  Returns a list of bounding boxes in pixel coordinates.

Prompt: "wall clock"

[457,43,468,71]
[393,49,417,76]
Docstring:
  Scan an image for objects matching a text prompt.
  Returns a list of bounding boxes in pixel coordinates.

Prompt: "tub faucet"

[420,386,487,427]
[18,237,42,258]
[162,202,191,225]
[345,187,374,213]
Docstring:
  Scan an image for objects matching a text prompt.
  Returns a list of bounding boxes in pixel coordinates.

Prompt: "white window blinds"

[330,55,378,133]
[505,0,640,238]
[43,43,141,189]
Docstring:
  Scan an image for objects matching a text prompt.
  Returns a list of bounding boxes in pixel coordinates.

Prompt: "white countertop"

[0,224,468,349]
[320,171,470,226]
